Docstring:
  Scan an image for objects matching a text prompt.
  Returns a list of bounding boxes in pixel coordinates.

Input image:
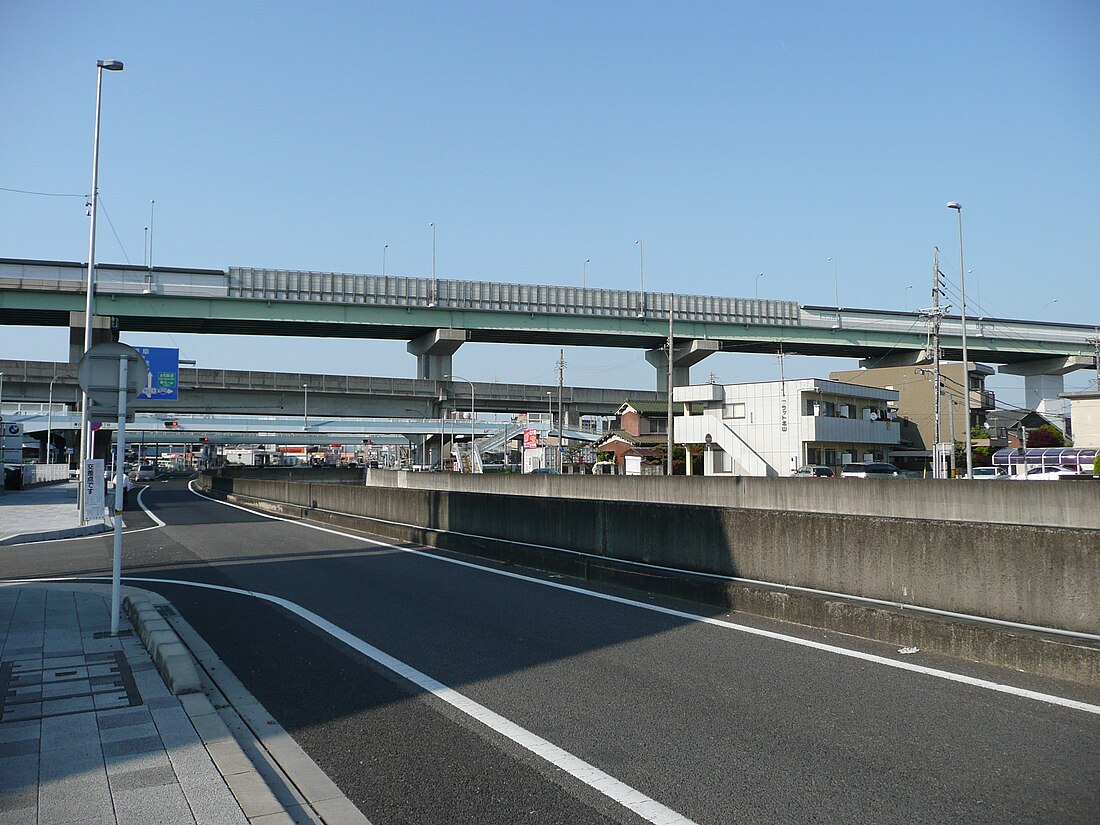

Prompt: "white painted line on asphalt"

[137,485,165,527]
[3,573,699,825]
[185,480,1100,718]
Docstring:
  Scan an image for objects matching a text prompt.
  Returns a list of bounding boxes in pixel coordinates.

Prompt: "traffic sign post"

[76,342,149,636]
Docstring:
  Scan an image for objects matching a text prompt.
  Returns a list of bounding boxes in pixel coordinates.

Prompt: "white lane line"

[3,574,699,825]
[186,480,1100,717]
[137,484,165,527]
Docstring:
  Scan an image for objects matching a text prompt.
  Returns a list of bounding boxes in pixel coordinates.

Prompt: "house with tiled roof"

[595,400,671,471]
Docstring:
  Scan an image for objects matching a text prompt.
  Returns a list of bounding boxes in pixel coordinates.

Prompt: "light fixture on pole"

[45,376,59,464]
[904,283,913,310]
[947,201,973,479]
[634,240,645,317]
[78,59,123,521]
[583,258,590,290]
[1042,298,1059,316]
[755,272,764,301]
[383,244,388,277]
[302,383,309,430]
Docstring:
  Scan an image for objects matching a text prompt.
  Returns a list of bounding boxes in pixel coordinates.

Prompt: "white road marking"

[2,573,699,825]
[185,480,1100,717]
[137,484,165,527]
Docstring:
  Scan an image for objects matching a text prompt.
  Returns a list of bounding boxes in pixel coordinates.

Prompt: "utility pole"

[1089,330,1100,389]
[666,294,674,476]
[919,248,947,479]
[557,349,565,472]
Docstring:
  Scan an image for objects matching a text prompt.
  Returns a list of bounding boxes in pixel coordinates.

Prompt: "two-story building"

[673,379,901,476]
[595,400,670,472]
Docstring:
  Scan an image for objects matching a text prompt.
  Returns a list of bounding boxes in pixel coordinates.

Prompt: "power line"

[0,185,85,197]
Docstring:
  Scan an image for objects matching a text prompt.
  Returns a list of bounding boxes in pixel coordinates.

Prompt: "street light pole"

[446,374,475,471]
[46,377,59,464]
[77,60,123,521]
[429,222,437,305]
[302,383,309,430]
[634,240,645,317]
[547,391,553,469]
[947,202,973,479]
[583,258,590,290]
[755,272,764,300]
[383,243,388,277]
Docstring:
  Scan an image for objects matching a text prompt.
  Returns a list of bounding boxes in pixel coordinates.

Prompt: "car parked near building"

[1012,466,1080,481]
[971,466,1009,480]
[792,465,835,478]
[841,462,901,478]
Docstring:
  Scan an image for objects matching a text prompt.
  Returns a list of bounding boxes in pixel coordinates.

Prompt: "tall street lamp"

[755,272,764,300]
[382,243,388,277]
[947,201,973,479]
[634,240,645,317]
[546,391,554,467]
[583,258,590,290]
[446,374,476,469]
[429,222,437,305]
[45,376,60,464]
[78,59,124,500]
[826,257,840,308]
[302,383,309,430]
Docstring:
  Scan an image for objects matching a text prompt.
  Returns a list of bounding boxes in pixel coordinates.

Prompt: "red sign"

[523,429,538,450]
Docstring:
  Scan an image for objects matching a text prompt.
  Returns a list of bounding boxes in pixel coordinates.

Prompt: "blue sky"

[2,1,1098,400]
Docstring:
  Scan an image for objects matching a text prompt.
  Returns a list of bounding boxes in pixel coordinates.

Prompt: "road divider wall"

[201,472,1099,637]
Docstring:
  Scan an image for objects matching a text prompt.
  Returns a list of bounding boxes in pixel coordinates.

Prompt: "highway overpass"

[2,257,1095,414]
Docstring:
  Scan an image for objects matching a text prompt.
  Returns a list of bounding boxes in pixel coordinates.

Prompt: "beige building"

[1062,390,1100,446]
[829,362,996,456]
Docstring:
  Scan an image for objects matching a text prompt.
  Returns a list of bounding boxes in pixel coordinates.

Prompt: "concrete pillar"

[1000,356,1093,433]
[645,339,721,392]
[69,312,118,364]
[685,445,693,476]
[407,328,467,381]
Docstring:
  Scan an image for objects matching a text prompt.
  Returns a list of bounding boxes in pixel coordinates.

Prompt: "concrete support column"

[645,339,721,393]
[407,328,467,381]
[68,312,118,364]
[1000,356,1093,433]
[685,444,693,476]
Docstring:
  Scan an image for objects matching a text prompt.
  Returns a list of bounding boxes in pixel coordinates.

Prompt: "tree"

[1027,425,1065,448]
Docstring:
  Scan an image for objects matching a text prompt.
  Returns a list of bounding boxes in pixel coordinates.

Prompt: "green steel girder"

[1,287,1092,365]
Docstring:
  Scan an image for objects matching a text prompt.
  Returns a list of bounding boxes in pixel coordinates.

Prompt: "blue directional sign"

[135,346,179,401]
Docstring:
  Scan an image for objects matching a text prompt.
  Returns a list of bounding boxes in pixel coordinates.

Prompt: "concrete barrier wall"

[202,473,1100,635]
[365,470,1100,530]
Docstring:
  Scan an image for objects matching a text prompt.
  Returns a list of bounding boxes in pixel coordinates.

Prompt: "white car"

[971,466,1008,480]
[135,464,158,481]
[1013,466,1079,481]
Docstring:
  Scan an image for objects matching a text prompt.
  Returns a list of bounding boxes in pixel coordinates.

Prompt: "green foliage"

[1094,452,1100,476]
[971,425,989,439]
[1028,425,1065,448]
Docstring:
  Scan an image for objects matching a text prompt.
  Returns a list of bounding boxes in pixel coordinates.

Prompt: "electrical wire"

[0,185,84,197]
[95,196,130,265]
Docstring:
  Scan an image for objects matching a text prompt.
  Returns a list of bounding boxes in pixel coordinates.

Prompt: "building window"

[723,402,746,419]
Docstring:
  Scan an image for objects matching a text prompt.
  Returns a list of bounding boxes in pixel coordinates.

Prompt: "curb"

[0,521,111,546]
[126,588,371,825]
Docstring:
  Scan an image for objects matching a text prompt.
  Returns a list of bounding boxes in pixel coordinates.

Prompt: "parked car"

[1013,466,1080,481]
[792,465,835,478]
[841,462,901,479]
[971,466,1009,480]
[135,464,157,481]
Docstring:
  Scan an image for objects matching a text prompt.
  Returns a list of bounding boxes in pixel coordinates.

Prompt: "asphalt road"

[3,476,1098,824]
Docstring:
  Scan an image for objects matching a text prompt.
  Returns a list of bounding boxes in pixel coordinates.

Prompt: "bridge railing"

[227,267,800,325]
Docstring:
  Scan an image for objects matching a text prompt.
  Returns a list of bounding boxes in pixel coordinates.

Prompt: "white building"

[674,379,901,477]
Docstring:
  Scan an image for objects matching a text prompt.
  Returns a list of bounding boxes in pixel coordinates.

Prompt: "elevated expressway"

[1,258,1095,410]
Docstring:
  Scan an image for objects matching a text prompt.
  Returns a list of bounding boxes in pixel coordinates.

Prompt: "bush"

[1094,452,1100,476]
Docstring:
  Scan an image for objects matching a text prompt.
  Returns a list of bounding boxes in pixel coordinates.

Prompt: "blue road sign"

[135,346,179,401]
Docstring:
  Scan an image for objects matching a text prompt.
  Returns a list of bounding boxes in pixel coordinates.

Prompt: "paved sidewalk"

[0,482,111,546]
[0,584,250,825]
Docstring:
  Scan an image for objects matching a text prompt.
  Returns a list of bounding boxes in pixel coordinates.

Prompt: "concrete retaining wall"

[365,470,1100,530]
[20,463,70,486]
[204,473,1100,636]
